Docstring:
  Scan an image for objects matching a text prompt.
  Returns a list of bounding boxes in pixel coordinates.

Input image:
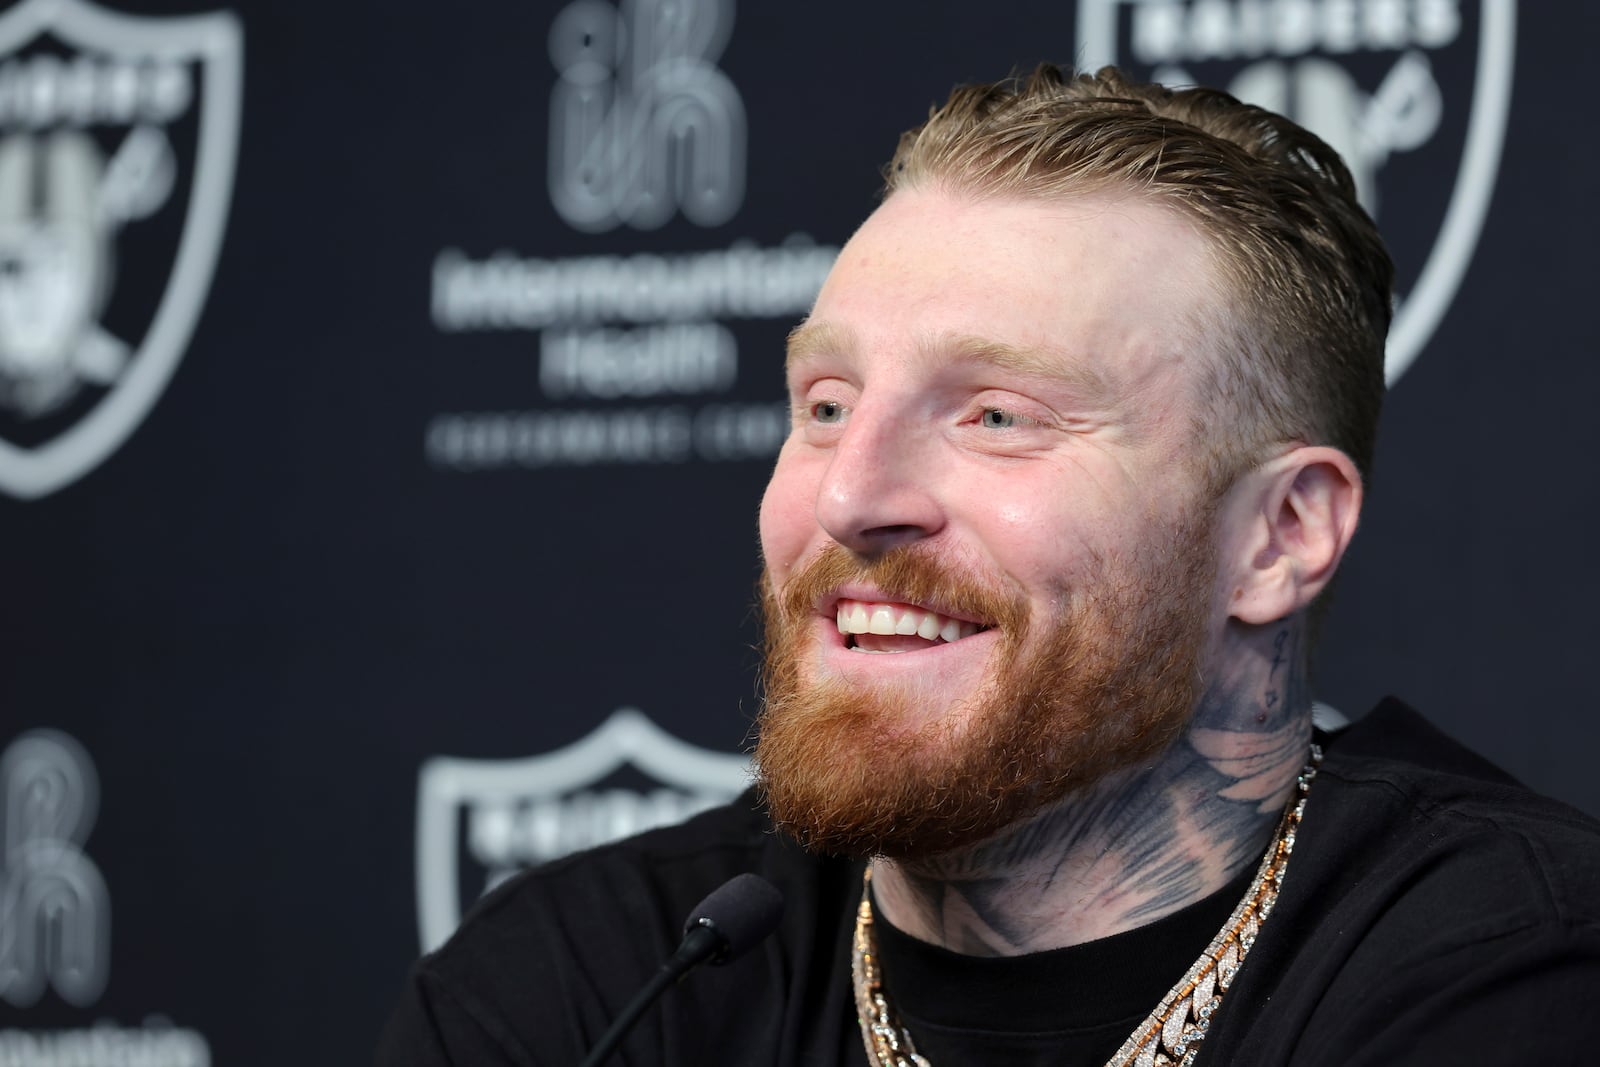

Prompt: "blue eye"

[981,408,1019,429]
[813,400,844,423]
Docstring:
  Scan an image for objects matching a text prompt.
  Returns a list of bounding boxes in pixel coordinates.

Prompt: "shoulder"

[1312,697,1600,934]
[379,791,862,1066]
[421,792,786,994]
[1214,699,1600,1065]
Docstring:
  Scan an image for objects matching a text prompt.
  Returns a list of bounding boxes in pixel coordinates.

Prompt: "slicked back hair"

[885,65,1394,490]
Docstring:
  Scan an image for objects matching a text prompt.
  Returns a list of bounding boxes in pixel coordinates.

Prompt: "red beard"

[755,510,1219,859]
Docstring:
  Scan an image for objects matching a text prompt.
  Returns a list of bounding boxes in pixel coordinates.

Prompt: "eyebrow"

[787,320,1110,402]
[921,331,1112,400]
[785,320,852,373]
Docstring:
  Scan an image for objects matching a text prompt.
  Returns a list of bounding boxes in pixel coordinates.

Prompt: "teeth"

[834,598,986,646]
[849,603,870,633]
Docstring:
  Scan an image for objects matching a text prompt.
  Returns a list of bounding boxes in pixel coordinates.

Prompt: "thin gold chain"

[851,744,1322,1067]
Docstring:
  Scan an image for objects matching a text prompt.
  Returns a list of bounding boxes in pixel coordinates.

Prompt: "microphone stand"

[575,921,725,1067]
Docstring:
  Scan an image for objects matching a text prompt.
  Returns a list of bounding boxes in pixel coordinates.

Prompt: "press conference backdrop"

[0,0,1591,1062]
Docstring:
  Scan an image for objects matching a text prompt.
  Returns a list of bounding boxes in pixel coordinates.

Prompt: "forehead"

[797,187,1223,396]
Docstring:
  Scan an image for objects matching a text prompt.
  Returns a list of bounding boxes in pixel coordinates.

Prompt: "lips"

[834,597,988,653]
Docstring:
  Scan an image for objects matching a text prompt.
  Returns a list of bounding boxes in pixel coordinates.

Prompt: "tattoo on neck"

[875,620,1314,956]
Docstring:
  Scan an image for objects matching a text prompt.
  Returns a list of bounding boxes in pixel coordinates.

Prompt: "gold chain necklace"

[851,744,1322,1067]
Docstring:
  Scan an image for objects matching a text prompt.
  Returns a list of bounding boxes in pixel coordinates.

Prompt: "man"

[379,67,1600,1065]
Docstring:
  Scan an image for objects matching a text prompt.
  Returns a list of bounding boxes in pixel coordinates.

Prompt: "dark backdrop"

[0,1,1592,1063]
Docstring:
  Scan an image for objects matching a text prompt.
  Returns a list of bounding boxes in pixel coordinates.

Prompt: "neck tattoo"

[851,743,1323,1067]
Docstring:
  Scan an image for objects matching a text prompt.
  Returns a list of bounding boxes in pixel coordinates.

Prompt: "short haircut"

[885,65,1394,489]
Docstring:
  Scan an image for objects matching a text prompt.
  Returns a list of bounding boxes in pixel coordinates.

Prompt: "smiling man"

[380,67,1600,1066]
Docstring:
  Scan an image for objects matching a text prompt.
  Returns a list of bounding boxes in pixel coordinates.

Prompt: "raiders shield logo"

[1077,0,1515,383]
[414,708,750,952]
[0,0,241,500]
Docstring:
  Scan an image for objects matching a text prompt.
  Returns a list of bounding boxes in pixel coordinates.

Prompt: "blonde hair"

[886,65,1393,486]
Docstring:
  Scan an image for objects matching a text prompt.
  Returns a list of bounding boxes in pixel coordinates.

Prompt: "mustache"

[770,543,1030,633]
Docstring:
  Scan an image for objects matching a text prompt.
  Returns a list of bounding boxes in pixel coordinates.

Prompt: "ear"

[1223,446,1363,626]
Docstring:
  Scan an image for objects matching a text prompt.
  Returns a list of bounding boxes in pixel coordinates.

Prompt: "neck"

[869,617,1314,956]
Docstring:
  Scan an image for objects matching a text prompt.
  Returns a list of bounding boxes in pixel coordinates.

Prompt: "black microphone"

[576,874,784,1067]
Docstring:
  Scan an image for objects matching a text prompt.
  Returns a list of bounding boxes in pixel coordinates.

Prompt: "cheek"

[758,447,819,581]
[988,491,1074,554]
[980,484,1110,592]
[993,501,1036,532]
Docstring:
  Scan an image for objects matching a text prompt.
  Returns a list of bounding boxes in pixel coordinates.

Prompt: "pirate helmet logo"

[0,0,241,499]
[1077,0,1516,383]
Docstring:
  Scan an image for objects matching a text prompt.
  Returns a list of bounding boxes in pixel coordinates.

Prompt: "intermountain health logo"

[415,708,750,951]
[548,0,745,232]
[1077,0,1515,383]
[0,729,211,1064]
[0,729,106,1008]
[0,0,241,500]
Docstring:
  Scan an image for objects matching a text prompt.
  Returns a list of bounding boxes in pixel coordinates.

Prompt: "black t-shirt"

[377,701,1600,1066]
[871,862,1255,1064]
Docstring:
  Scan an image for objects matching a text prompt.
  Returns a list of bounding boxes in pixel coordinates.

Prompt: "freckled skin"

[762,188,1354,956]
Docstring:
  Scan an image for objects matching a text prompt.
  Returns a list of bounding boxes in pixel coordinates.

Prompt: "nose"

[814,408,945,554]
